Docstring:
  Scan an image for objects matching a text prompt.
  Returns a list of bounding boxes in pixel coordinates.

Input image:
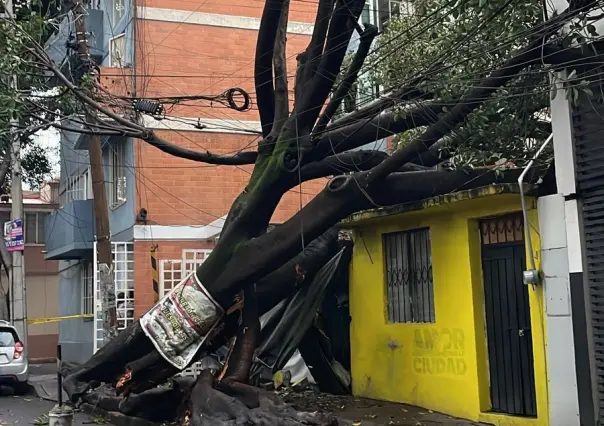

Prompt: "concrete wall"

[103,136,136,241]
[58,260,93,363]
[26,274,60,360]
[348,194,548,426]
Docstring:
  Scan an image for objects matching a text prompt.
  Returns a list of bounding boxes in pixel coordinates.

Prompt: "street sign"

[4,219,24,252]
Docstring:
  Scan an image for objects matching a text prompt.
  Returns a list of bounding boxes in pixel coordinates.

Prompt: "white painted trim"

[550,71,577,196]
[565,199,584,274]
[134,215,226,241]
[136,6,314,35]
[141,115,262,135]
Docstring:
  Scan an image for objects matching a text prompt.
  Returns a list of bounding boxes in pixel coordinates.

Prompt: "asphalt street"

[0,384,90,426]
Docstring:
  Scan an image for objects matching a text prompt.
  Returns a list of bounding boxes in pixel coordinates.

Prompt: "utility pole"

[2,0,27,344]
[9,75,27,347]
[73,0,117,343]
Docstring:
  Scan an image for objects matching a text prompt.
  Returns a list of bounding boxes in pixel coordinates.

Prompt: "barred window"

[384,228,435,323]
[81,261,94,316]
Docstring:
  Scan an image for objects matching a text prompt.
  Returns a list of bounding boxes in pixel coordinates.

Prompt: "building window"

[375,0,413,28]
[109,33,126,67]
[25,212,49,244]
[93,242,134,352]
[82,261,94,315]
[384,228,435,323]
[64,168,92,205]
[109,140,127,208]
[361,0,376,26]
[111,0,125,26]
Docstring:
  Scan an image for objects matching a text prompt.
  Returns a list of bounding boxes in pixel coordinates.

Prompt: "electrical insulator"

[132,99,164,116]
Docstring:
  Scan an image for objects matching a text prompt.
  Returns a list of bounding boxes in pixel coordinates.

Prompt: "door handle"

[518,329,525,337]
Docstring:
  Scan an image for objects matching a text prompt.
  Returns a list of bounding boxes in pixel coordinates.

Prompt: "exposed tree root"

[72,368,375,426]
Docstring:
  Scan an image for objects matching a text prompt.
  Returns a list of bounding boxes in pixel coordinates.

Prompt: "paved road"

[0,394,90,426]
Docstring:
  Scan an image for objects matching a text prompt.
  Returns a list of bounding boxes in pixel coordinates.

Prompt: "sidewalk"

[28,364,485,426]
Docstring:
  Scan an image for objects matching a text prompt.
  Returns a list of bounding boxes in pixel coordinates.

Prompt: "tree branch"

[301,0,334,85]
[270,0,291,139]
[142,132,259,165]
[299,150,428,182]
[314,24,378,135]
[255,0,284,137]
[214,167,537,294]
[297,0,366,128]
[0,155,12,275]
[309,101,450,161]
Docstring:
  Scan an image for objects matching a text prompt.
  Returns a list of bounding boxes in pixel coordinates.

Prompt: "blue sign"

[4,219,24,252]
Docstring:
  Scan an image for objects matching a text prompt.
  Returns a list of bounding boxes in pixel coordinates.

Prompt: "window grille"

[111,0,125,27]
[63,168,92,205]
[109,140,127,207]
[82,261,94,315]
[384,228,435,323]
[480,214,524,245]
[93,242,135,352]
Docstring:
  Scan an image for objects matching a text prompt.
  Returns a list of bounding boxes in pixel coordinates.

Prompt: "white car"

[0,320,28,394]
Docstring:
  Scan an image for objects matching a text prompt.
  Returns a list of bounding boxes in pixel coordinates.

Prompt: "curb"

[29,382,54,401]
[30,358,57,364]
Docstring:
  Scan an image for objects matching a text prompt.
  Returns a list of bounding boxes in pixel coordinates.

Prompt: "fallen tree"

[15,0,603,423]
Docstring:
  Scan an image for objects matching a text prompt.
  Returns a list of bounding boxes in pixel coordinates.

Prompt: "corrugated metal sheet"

[573,91,604,419]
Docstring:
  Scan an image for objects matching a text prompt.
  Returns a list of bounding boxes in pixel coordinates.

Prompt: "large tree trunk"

[56,0,590,422]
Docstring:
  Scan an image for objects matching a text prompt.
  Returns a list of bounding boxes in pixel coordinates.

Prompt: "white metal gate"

[160,249,213,377]
[93,242,135,353]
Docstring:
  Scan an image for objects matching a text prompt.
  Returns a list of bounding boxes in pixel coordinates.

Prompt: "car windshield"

[0,329,16,347]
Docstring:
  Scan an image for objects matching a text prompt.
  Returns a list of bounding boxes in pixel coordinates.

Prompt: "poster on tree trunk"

[139,272,224,370]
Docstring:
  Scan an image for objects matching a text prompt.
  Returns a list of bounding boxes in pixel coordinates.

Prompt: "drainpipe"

[518,133,554,285]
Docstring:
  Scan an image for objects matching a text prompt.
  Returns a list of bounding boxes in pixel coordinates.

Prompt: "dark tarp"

[250,241,354,394]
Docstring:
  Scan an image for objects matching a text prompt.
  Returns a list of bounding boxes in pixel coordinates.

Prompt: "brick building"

[44,0,398,361]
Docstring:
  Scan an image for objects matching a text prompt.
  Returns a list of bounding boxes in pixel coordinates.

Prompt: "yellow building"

[346,183,548,426]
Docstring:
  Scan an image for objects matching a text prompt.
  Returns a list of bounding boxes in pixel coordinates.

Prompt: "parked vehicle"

[0,320,28,394]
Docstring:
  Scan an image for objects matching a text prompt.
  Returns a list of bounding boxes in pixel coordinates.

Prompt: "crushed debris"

[280,388,483,426]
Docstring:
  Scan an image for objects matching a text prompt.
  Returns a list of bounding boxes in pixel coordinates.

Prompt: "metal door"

[481,216,537,417]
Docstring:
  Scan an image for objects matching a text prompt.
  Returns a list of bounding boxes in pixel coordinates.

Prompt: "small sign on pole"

[4,219,24,252]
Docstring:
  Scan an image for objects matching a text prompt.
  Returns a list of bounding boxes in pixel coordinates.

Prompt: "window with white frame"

[109,140,127,208]
[82,261,94,315]
[360,0,376,26]
[111,0,125,26]
[25,212,49,244]
[114,242,134,327]
[94,242,134,352]
[64,168,92,204]
[369,0,413,29]
[384,228,435,323]
[109,33,126,67]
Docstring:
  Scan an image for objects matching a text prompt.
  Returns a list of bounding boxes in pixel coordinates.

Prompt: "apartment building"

[1,181,60,361]
[44,0,401,361]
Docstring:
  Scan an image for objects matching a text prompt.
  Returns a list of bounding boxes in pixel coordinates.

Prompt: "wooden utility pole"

[73,0,117,343]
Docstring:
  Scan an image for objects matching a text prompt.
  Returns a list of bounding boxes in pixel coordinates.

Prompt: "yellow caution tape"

[28,314,94,325]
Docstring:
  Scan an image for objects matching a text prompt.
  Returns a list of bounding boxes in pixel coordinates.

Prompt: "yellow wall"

[349,194,548,426]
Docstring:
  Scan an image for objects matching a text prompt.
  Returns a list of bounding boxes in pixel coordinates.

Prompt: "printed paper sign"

[139,272,224,370]
[4,219,24,252]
